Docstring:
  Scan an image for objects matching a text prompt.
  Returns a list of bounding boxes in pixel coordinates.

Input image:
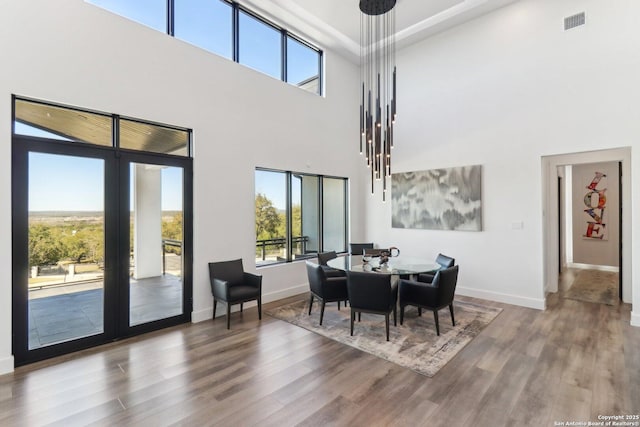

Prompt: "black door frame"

[12,135,193,366]
[117,150,193,337]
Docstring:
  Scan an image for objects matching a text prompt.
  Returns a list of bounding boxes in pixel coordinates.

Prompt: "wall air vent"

[564,12,585,31]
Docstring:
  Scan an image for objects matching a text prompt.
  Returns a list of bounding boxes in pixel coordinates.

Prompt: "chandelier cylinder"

[359,0,396,202]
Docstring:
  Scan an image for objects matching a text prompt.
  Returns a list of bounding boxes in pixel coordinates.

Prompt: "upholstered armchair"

[317,251,346,278]
[399,265,459,335]
[208,259,262,329]
[417,253,455,283]
[347,270,398,341]
[306,261,348,325]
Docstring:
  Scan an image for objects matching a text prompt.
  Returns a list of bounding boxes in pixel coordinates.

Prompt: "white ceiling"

[240,0,519,62]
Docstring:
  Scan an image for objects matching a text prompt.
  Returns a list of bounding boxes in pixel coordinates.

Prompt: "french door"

[12,137,192,365]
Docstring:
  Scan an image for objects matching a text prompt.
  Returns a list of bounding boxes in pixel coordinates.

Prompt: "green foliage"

[255,193,281,240]
[28,212,185,267]
[162,213,183,254]
[29,224,64,267]
[28,222,104,267]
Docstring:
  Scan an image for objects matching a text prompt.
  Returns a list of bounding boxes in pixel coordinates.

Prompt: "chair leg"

[258,297,262,320]
[418,307,422,317]
[393,306,397,326]
[308,295,314,315]
[433,310,440,336]
[449,303,455,326]
[338,301,340,311]
[320,300,326,325]
[350,310,355,336]
[385,313,390,341]
[400,305,405,325]
[213,299,217,319]
[226,304,231,329]
[240,303,243,313]
[358,312,361,322]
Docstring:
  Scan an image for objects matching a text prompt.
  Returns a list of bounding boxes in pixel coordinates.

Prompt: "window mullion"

[286,172,293,262]
[167,0,174,36]
[281,30,287,82]
[232,3,239,62]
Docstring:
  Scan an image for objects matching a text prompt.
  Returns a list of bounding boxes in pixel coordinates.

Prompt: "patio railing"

[256,236,309,261]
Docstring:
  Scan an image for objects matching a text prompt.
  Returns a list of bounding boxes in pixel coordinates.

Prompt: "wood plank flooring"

[0,268,638,426]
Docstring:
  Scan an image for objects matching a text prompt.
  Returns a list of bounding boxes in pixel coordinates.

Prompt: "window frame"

[255,167,348,267]
[87,0,323,95]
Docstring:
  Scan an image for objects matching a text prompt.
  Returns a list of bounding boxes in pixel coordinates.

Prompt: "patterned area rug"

[267,298,502,377]
[565,270,619,306]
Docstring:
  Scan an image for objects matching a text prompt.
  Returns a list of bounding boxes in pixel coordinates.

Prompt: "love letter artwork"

[582,171,607,240]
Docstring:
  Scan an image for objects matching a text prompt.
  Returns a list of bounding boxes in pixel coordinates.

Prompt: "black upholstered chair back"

[317,251,338,266]
[434,265,459,307]
[436,253,455,269]
[349,242,374,255]
[208,258,244,293]
[306,261,327,297]
[347,271,396,312]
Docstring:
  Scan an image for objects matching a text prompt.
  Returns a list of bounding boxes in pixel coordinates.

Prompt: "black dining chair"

[399,265,459,335]
[317,251,346,278]
[208,258,262,329]
[347,270,398,341]
[417,253,455,283]
[306,261,348,325]
[349,242,374,255]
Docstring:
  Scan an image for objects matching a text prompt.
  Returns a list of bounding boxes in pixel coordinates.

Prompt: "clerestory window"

[87,0,323,95]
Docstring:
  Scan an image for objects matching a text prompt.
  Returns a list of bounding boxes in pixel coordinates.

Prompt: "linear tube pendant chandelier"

[359,0,397,202]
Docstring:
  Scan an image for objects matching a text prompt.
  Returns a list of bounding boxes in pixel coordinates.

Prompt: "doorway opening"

[556,162,621,306]
[542,148,630,309]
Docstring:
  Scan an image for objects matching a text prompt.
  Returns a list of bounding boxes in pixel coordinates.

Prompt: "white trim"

[631,311,640,327]
[191,283,308,323]
[457,286,545,310]
[541,148,632,304]
[0,355,14,375]
[567,262,619,272]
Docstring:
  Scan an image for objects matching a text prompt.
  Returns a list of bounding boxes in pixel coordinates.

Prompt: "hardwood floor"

[1,269,638,426]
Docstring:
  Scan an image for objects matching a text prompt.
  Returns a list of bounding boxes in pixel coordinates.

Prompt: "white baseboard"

[191,283,308,324]
[0,355,14,375]
[631,311,640,327]
[457,286,545,310]
[567,263,619,272]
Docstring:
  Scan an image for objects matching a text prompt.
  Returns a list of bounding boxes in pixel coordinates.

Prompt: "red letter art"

[583,172,606,239]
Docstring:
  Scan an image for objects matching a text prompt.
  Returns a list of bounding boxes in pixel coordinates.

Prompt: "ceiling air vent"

[564,12,585,31]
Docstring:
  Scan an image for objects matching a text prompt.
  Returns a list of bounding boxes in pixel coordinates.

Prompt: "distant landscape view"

[28,210,183,290]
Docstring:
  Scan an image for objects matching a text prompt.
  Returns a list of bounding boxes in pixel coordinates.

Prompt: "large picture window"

[255,169,347,266]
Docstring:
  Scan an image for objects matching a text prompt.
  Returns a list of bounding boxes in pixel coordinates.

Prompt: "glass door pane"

[323,177,347,253]
[129,163,184,326]
[28,153,105,349]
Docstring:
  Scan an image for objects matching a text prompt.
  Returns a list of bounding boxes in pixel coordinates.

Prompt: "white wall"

[364,0,639,319]
[0,0,365,373]
[571,161,619,267]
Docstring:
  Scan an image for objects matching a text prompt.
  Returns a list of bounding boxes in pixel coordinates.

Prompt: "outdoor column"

[133,164,162,279]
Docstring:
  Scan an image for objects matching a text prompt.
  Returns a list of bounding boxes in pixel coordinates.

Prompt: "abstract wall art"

[391,165,482,231]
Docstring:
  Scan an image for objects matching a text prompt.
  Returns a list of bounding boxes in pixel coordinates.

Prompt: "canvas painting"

[581,170,608,240]
[392,165,482,231]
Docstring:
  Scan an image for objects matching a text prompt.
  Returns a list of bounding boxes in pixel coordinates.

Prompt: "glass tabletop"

[327,255,440,275]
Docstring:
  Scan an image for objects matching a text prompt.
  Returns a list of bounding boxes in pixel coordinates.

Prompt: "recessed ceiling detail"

[240,0,519,62]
